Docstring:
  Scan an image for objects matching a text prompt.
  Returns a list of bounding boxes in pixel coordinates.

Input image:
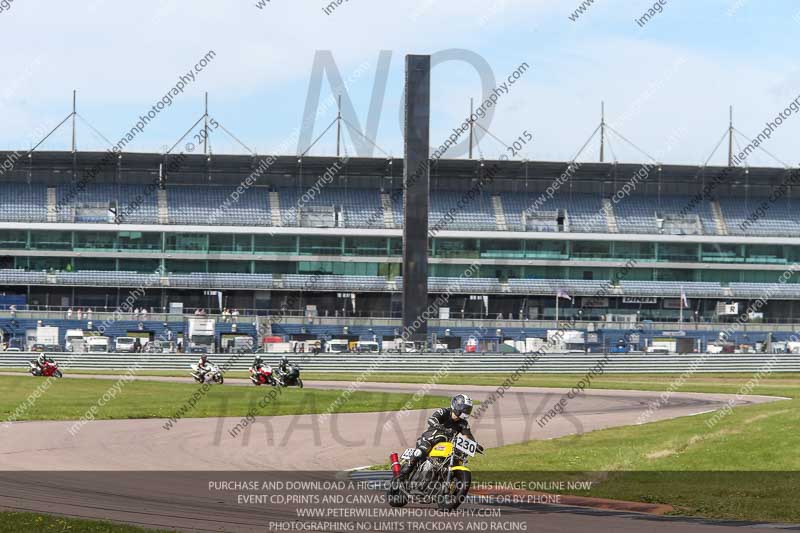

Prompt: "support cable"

[299,116,338,158]
[166,114,206,154]
[605,124,658,163]
[733,127,789,168]
[76,113,115,148]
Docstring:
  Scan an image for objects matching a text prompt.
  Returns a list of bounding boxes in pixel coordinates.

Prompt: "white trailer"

[187,318,216,353]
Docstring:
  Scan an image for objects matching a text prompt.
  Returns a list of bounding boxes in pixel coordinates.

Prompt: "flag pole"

[555,293,559,327]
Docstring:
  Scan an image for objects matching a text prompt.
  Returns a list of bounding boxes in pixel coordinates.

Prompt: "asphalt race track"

[0,377,793,532]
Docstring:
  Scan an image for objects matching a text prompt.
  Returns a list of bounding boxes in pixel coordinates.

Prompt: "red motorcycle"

[249,364,278,386]
[29,359,63,378]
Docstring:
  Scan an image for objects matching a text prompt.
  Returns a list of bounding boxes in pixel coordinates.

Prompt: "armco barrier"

[1,352,799,374]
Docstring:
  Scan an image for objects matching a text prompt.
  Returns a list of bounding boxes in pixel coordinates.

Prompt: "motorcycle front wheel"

[215,374,224,384]
[386,478,408,508]
[437,470,471,511]
[297,378,303,389]
[53,369,63,378]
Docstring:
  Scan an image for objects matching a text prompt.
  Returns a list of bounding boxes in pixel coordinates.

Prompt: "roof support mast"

[71,90,77,153]
[727,105,734,167]
[203,92,209,155]
[599,101,605,163]
[468,98,474,159]
[336,95,342,158]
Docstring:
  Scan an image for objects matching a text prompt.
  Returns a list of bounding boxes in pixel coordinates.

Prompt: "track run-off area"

[0,372,794,532]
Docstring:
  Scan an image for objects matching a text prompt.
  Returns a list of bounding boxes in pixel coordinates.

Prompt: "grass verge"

[0,375,448,422]
[339,371,799,523]
[0,511,173,533]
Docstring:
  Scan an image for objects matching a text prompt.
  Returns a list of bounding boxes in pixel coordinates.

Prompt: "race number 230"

[455,435,477,456]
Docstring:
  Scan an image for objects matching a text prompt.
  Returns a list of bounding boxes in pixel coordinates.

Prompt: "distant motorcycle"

[277,364,303,388]
[191,362,224,384]
[249,364,279,386]
[29,359,62,378]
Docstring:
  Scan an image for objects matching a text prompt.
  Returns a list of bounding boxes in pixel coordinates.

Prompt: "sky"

[0,0,798,167]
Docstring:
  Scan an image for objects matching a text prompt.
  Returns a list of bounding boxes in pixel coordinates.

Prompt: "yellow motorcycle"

[387,433,483,511]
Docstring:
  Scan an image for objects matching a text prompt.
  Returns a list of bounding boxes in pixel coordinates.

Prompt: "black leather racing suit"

[400,407,475,477]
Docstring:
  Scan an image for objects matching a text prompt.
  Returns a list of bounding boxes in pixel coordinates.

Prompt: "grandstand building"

[1,150,800,348]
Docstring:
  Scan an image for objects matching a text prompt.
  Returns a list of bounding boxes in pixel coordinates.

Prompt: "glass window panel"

[75,258,116,271]
[434,239,478,258]
[75,232,116,251]
[0,230,26,249]
[254,235,296,254]
[524,240,568,259]
[166,233,207,253]
[613,241,656,261]
[30,231,71,250]
[165,260,206,273]
[118,259,161,273]
[570,241,610,260]
[209,234,235,253]
[208,260,250,273]
[254,261,295,274]
[344,237,387,256]
[481,239,522,259]
[298,236,341,255]
[658,243,698,262]
[117,232,161,251]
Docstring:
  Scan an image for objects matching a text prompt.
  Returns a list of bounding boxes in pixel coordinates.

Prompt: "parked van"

[356,341,380,353]
[86,336,110,353]
[325,339,350,353]
[65,329,85,352]
[114,337,137,353]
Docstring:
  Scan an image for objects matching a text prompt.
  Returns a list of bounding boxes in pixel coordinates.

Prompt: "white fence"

[2,352,799,374]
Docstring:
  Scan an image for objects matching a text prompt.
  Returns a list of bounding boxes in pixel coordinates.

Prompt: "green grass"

[471,399,800,522]
[1,368,254,379]
[337,371,799,523]
[298,371,800,397]
[6,367,800,394]
[3,369,799,521]
[0,375,448,422]
[0,512,174,533]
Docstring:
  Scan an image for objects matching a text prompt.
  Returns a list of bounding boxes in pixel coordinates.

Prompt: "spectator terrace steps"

[380,193,395,228]
[46,187,58,222]
[711,199,729,236]
[491,195,508,231]
[157,189,169,224]
[602,198,618,233]
[269,191,282,226]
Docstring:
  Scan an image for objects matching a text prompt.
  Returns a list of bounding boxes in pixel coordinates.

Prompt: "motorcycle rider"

[399,394,479,479]
[33,352,53,373]
[252,355,265,371]
[278,355,292,375]
[195,354,212,382]
[251,355,274,384]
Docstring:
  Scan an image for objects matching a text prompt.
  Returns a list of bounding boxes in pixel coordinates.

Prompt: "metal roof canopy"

[0,150,796,191]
